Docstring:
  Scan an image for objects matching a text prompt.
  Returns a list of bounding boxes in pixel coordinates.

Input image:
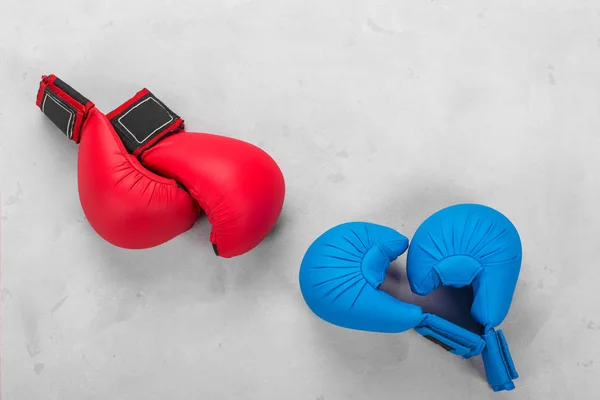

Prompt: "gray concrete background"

[1,1,600,399]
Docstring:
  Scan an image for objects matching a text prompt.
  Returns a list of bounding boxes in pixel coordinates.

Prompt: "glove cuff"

[481,329,518,391]
[415,314,485,358]
[36,74,95,143]
[107,89,184,156]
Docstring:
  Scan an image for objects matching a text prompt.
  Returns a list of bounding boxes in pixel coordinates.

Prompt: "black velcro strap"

[107,89,184,156]
[41,89,77,138]
[53,76,91,106]
[36,74,95,143]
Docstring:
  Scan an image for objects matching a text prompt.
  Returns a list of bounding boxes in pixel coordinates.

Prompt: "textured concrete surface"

[2,1,600,399]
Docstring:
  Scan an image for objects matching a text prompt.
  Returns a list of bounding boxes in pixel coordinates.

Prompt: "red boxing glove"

[37,75,285,257]
[36,75,198,249]
[106,89,286,257]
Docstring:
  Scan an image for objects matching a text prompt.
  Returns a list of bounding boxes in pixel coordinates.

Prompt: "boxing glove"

[407,204,522,391]
[36,74,199,248]
[299,221,486,356]
[299,209,522,391]
[37,75,285,257]
[106,88,286,257]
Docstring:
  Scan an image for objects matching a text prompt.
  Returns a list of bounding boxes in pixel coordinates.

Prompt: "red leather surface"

[77,108,199,248]
[141,132,285,258]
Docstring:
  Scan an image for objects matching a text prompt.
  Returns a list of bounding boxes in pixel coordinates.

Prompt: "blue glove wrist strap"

[415,314,485,358]
[481,329,518,392]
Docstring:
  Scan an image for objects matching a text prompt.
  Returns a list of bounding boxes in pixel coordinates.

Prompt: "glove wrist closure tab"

[107,89,184,156]
[481,329,518,392]
[36,74,95,143]
[415,314,485,358]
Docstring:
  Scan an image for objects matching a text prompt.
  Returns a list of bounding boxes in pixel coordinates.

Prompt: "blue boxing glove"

[299,204,522,392]
[299,221,486,360]
[407,204,522,391]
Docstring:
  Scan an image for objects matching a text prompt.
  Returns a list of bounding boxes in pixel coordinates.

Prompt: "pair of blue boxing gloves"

[299,204,522,392]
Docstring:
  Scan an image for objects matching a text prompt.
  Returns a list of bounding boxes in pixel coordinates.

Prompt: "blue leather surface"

[299,222,423,333]
[407,204,522,330]
[298,204,523,392]
[299,221,489,353]
[415,313,484,358]
[407,204,522,391]
[482,329,519,391]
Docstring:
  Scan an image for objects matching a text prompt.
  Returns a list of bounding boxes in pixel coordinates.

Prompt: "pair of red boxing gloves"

[36,74,285,257]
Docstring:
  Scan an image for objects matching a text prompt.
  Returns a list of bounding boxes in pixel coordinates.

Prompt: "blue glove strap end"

[482,329,518,392]
[415,314,485,358]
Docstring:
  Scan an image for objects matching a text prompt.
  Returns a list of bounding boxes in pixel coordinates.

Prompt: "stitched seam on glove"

[104,122,182,189]
[424,323,479,349]
[414,255,483,294]
[482,272,491,328]
[434,263,483,286]
[373,239,407,285]
[478,255,521,268]
[497,330,518,379]
[373,245,387,286]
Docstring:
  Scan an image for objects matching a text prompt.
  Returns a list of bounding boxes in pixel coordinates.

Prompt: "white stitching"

[42,93,74,139]
[117,97,174,144]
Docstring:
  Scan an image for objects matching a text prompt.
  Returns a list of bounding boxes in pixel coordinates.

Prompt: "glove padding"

[36,74,198,249]
[106,87,286,258]
[407,203,522,391]
[299,222,485,358]
[37,75,285,257]
[299,204,522,392]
